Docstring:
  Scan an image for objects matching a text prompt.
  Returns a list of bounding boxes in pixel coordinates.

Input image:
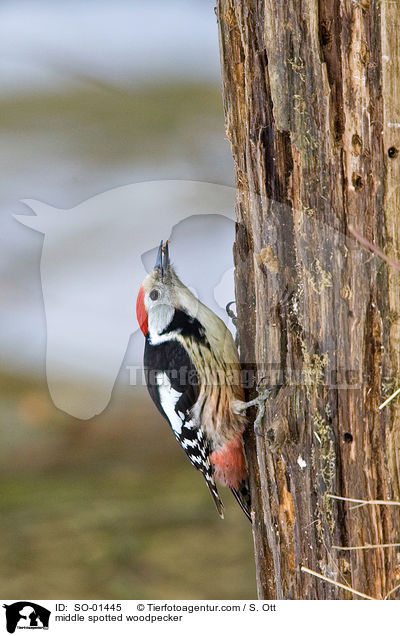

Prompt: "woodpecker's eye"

[149,289,160,301]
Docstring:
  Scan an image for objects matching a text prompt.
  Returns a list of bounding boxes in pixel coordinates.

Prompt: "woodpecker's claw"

[235,385,279,436]
[226,301,238,325]
[226,301,239,346]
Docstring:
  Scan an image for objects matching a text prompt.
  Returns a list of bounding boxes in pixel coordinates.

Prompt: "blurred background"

[0,0,256,598]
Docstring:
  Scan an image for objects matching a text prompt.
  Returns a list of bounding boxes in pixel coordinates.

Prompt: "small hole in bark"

[343,432,353,443]
[319,21,332,47]
[266,428,275,443]
[351,133,362,155]
[388,146,398,159]
[352,173,363,191]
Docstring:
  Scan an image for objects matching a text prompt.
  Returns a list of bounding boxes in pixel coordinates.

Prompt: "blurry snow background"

[0,0,255,599]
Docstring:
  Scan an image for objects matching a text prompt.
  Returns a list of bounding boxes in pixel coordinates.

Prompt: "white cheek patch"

[157,372,184,435]
[148,303,174,338]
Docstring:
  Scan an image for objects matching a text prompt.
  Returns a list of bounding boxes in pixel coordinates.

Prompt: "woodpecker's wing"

[144,338,224,518]
[172,416,224,518]
[143,338,198,420]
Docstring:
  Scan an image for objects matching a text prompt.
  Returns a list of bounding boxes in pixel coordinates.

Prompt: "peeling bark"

[217,0,400,599]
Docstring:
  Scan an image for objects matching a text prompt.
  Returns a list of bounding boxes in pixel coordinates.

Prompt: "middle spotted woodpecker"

[136,241,258,520]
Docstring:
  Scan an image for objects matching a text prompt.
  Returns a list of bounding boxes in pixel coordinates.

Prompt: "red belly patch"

[210,437,247,489]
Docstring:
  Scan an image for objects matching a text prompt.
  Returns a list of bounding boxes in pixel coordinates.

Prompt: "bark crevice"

[218,0,400,599]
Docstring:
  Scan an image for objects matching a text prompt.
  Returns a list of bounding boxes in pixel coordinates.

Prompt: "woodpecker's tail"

[230,479,252,522]
[203,475,224,519]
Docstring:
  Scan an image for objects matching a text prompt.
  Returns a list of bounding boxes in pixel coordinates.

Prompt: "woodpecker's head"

[137,240,240,362]
[136,240,184,338]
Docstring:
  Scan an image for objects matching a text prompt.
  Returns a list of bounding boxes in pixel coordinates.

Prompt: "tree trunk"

[217,0,400,599]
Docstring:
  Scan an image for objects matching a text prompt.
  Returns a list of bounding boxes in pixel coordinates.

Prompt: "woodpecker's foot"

[235,385,279,436]
[226,300,237,324]
[226,301,239,346]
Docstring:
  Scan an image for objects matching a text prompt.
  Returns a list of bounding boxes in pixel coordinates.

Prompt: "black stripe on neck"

[160,308,208,345]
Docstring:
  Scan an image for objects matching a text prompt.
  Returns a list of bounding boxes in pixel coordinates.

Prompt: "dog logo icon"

[3,602,51,633]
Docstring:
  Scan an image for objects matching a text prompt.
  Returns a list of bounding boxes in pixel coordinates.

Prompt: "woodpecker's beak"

[154,240,170,279]
[155,241,163,272]
[163,241,170,273]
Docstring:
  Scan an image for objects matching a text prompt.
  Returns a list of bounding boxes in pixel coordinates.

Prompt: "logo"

[3,603,51,633]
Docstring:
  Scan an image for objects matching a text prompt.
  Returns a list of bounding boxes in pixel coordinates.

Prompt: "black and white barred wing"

[155,370,224,518]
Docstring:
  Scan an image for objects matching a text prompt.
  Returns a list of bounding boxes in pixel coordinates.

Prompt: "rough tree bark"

[217,0,400,599]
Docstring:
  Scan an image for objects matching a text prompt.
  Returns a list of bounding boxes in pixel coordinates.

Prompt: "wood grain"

[217,0,400,599]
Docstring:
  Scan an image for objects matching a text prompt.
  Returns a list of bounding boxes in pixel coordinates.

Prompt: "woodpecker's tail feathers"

[204,476,224,519]
[230,479,252,522]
